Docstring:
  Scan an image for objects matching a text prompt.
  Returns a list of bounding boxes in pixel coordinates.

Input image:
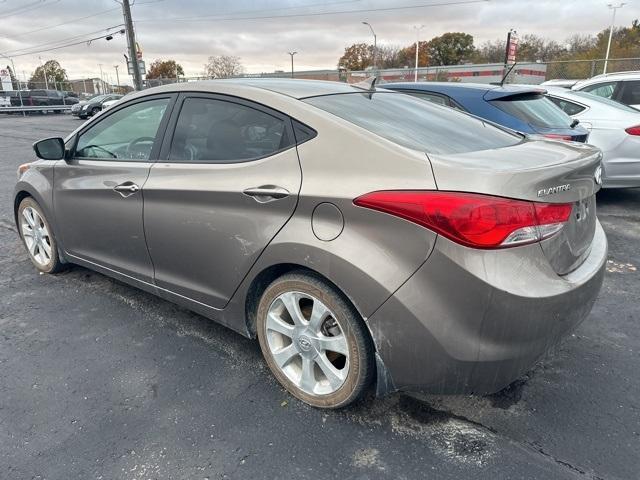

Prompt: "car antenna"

[495,63,517,87]
[352,76,377,97]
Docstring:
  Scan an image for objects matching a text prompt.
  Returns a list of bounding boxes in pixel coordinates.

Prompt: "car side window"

[75,98,170,161]
[581,81,617,99]
[547,96,587,115]
[620,81,640,105]
[168,97,292,163]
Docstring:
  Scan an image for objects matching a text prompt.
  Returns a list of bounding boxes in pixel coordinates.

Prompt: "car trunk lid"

[427,139,602,275]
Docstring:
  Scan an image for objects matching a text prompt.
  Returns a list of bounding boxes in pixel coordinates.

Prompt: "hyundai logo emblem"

[297,336,312,351]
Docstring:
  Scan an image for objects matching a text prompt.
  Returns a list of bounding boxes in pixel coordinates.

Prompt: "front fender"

[14,161,61,247]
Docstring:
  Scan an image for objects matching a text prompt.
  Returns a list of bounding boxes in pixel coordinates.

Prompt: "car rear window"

[491,93,574,128]
[303,92,521,155]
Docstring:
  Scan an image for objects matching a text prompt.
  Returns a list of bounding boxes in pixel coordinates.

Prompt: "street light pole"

[39,56,49,89]
[413,25,425,82]
[604,2,625,74]
[287,51,297,78]
[362,21,377,72]
[114,65,120,93]
[98,63,104,93]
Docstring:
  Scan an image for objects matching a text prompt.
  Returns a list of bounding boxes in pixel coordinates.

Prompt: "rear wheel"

[17,197,64,274]
[257,271,374,408]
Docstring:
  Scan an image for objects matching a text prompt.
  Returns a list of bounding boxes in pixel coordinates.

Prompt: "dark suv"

[10,89,79,112]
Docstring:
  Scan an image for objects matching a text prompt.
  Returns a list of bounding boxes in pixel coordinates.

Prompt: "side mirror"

[33,137,65,160]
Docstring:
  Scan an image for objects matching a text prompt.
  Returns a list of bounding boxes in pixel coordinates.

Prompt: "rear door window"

[547,96,587,116]
[304,92,521,155]
[168,96,293,163]
[491,94,573,128]
[580,81,617,99]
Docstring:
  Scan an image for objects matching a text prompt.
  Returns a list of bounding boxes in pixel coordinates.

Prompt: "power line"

[0,0,162,40]
[136,0,490,23]
[7,29,126,58]
[0,0,61,19]
[1,25,124,56]
[2,7,121,39]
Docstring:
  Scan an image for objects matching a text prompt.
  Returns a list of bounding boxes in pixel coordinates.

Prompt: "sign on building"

[505,30,519,64]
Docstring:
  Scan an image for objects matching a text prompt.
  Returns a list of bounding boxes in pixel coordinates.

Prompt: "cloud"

[0,0,636,83]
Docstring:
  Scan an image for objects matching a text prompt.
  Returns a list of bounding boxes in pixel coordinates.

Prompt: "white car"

[572,71,640,110]
[101,98,121,110]
[0,93,11,108]
[541,79,582,89]
[546,86,640,188]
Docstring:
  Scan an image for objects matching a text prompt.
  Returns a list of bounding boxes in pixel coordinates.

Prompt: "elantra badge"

[537,184,571,197]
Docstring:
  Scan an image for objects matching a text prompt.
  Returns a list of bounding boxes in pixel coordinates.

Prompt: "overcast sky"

[0,0,637,85]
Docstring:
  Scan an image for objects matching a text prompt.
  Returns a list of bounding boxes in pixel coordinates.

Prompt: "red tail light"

[543,134,573,142]
[625,125,640,136]
[354,191,573,249]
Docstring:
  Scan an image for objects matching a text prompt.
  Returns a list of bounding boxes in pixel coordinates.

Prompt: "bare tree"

[203,55,244,78]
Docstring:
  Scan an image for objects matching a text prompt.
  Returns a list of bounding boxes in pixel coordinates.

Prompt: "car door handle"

[243,185,290,202]
[113,182,140,195]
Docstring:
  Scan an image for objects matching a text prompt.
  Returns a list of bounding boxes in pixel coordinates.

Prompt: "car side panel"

[219,115,440,338]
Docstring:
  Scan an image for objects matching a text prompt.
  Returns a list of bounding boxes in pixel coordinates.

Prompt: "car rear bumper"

[368,220,607,395]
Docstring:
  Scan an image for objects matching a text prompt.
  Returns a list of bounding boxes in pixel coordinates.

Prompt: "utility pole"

[114,65,120,92]
[413,25,424,82]
[288,51,297,78]
[120,0,143,90]
[362,22,377,72]
[603,2,625,74]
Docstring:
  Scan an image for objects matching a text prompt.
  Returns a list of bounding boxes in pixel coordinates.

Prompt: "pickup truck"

[10,89,79,112]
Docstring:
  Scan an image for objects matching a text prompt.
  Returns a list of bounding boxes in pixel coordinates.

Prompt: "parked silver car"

[14,79,607,408]
[546,87,640,188]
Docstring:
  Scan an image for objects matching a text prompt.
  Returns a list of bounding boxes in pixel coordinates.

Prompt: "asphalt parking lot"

[1,114,638,480]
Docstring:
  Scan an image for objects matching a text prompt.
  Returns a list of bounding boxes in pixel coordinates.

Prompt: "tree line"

[338,19,640,71]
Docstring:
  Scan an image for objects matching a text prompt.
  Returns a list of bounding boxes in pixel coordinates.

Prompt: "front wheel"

[17,197,64,274]
[257,271,375,408]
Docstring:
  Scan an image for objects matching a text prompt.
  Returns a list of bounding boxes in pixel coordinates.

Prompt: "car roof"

[573,71,640,89]
[382,81,546,99]
[135,78,368,100]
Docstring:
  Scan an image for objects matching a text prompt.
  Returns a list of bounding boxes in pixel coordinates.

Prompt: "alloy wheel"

[21,206,53,267]
[265,291,349,396]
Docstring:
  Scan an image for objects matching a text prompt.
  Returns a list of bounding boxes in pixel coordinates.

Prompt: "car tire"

[91,107,100,116]
[17,197,65,274]
[257,271,375,408]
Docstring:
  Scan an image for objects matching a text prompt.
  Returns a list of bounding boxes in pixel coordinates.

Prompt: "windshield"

[491,93,573,128]
[304,92,521,155]
[571,90,640,113]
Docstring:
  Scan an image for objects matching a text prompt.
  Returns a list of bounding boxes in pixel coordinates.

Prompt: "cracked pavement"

[1,115,638,479]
